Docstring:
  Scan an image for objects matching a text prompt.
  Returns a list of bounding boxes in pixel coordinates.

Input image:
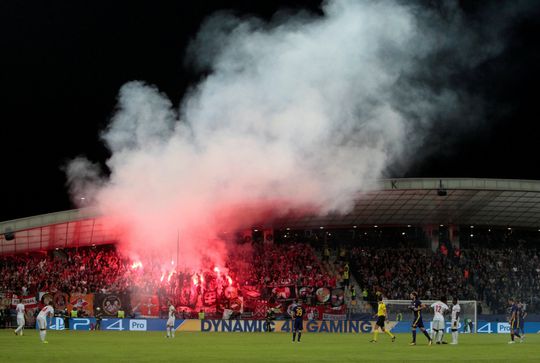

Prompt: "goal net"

[383,300,477,333]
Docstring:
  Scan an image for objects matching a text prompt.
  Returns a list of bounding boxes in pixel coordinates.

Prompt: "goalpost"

[383,300,478,333]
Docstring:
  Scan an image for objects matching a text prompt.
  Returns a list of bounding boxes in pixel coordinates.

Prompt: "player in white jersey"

[37,301,54,343]
[14,302,25,336]
[430,297,449,344]
[450,297,461,345]
[166,302,176,338]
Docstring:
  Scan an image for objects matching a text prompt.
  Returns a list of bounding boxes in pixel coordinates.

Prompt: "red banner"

[131,294,159,317]
[11,294,38,308]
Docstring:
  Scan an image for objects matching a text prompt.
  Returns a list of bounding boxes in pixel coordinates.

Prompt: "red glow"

[167,271,174,282]
[131,261,143,270]
[160,272,165,282]
[192,274,199,286]
[226,275,232,286]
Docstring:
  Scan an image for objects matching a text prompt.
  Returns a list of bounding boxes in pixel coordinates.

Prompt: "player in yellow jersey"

[371,295,396,342]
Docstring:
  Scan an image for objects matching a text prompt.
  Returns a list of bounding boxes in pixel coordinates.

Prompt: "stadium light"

[440,224,444,227]
[353,225,357,228]
[319,226,324,229]
[407,225,411,228]
[401,232,406,235]
[470,234,474,237]
[374,225,378,228]
[470,225,474,228]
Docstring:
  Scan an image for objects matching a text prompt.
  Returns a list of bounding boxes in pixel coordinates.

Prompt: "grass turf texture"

[1,331,538,362]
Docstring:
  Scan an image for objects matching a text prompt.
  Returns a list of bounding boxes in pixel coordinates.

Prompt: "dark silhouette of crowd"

[350,245,540,313]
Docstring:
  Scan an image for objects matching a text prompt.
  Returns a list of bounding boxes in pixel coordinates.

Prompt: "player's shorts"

[432,319,445,330]
[376,316,385,328]
[167,317,175,327]
[37,316,47,330]
[451,320,459,330]
[293,318,303,331]
[17,316,25,327]
[412,316,424,329]
[511,320,521,330]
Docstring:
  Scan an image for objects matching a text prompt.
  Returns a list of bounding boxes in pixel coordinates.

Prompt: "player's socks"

[292,332,296,342]
[40,330,46,342]
[385,330,394,339]
[431,329,436,341]
[422,330,431,341]
[412,330,417,343]
[373,330,379,342]
[297,332,301,342]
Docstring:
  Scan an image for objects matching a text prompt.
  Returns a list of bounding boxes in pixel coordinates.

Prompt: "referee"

[370,295,396,342]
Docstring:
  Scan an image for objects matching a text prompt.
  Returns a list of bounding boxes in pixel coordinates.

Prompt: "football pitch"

[1,330,538,362]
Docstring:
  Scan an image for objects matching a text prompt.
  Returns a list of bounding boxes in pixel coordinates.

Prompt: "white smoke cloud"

[66,0,526,268]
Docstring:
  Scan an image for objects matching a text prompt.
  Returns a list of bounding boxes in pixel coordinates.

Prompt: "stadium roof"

[278,178,540,229]
[1,178,540,254]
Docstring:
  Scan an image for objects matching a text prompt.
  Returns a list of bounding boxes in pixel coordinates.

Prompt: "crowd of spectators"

[246,242,336,289]
[349,244,540,313]
[1,238,539,315]
[0,246,133,295]
[350,247,476,302]
[0,242,335,309]
[457,246,540,313]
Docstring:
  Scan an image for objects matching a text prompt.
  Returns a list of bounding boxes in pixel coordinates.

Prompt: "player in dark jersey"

[409,292,432,346]
[291,299,305,342]
[508,298,523,344]
[518,300,527,337]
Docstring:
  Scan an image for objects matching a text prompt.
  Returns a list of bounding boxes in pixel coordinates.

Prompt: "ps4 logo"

[49,317,65,330]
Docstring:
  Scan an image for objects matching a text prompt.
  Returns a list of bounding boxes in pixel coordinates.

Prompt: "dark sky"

[1,0,539,221]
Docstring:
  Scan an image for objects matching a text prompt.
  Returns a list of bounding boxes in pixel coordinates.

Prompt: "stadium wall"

[47,318,540,334]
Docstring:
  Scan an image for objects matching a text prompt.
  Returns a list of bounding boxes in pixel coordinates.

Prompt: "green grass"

[1,330,538,362]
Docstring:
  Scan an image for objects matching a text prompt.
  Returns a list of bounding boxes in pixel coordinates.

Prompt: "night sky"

[2,0,540,221]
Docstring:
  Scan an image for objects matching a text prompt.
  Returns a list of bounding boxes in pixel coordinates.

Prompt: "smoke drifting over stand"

[66,0,529,269]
